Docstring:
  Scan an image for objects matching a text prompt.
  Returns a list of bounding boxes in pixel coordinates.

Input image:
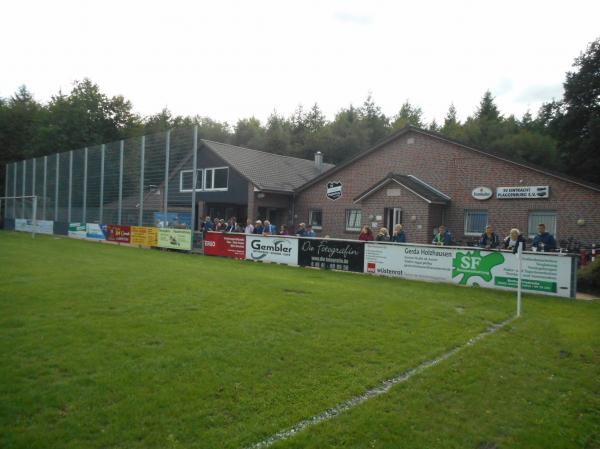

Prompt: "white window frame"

[528,210,557,238]
[179,169,203,193]
[309,209,323,230]
[345,209,362,232]
[464,210,488,236]
[204,167,229,191]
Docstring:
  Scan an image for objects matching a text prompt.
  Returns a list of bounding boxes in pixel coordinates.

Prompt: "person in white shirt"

[244,218,254,234]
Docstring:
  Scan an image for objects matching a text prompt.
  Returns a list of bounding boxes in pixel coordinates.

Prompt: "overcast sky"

[2,0,599,125]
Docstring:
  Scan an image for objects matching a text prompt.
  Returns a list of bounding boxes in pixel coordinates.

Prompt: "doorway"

[384,207,402,231]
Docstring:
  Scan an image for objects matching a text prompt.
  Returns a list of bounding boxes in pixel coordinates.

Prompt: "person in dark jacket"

[390,224,406,243]
[503,228,526,252]
[532,223,556,252]
[295,222,306,237]
[224,217,237,232]
[376,227,390,241]
[479,225,500,249]
[253,220,264,234]
[432,225,453,246]
[203,216,213,231]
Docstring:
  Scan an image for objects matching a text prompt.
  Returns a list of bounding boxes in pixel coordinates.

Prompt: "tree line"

[1,38,598,193]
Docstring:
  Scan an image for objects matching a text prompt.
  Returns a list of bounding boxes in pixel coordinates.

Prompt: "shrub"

[578,258,600,296]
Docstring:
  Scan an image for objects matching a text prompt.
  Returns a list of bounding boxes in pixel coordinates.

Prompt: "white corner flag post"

[516,241,523,318]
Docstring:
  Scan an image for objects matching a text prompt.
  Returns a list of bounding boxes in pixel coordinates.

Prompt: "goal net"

[0,195,43,237]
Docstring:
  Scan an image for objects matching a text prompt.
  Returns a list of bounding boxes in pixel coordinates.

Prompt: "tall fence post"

[163,130,171,227]
[54,154,59,222]
[516,242,523,318]
[21,160,26,218]
[32,196,37,239]
[118,140,124,225]
[32,158,36,220]
[191,126,198,231]
[43,156,47,220]
[139,136,145,226]
[3,163,7,220]
[67,150,73,223]
[99,144,105,224]
[82,147,88,223]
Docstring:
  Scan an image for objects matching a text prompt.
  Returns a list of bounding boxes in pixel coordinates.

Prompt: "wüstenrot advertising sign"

[364,243,574,298]
[245,235,298,265]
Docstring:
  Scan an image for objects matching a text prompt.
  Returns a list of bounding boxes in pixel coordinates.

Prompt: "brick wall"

[294,130,600,245]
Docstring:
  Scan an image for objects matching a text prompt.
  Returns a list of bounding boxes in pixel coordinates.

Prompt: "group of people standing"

[357,222,557,252]
[201,216,319,237]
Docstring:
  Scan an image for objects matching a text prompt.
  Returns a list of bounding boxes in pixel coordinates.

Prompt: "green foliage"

[577,258,600,295]
[391,101,424,130]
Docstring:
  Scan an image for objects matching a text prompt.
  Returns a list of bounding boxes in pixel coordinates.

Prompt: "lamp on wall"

[577,218,586,226]
[410,215,417,222]
[257,192,265,199]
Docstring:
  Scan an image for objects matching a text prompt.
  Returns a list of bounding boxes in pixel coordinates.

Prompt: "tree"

[441,103,464,140]
[233,117,265,149]
[391,100,424,130]
[358,93,390,145]
[550,38,600,183]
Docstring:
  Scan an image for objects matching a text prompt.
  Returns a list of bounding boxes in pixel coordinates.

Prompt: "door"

[384,207,402,230]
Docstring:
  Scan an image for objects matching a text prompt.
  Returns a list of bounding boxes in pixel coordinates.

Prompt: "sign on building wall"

[157,228,192,250]
[471,186,493,200]
[14,219,54,235]
[496,186,549,199]
[130,226,158,246]
[68,223,87,239]
[204,232,246,258]
[86,223,107,240]
[106,225,131,243]
[326,181,343,200]
[364,243,574,298]
[245,235,299,265]
[298,238,365,272]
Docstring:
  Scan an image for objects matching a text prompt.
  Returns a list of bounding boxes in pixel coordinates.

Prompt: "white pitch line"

[243,316,516,449]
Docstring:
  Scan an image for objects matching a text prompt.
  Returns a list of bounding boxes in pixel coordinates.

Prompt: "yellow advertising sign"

[130,226,158,247]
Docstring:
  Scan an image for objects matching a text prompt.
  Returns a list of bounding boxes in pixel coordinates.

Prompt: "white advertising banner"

[14,219,54,235]
[68,223,87,239]
[496,185,549,199]
[245,235,299,265]
[364,243,574,298]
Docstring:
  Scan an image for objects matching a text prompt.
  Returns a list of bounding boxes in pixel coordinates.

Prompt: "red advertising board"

[106,225,131,243]
[203,232,246,258]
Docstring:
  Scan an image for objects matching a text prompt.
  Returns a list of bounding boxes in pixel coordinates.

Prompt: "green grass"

[0,232,598,449]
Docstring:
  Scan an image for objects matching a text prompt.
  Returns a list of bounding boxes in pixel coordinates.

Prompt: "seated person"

[532,223,556,252]
[503,228,526,252]
[479,224,500,249]
[432,225,453,246]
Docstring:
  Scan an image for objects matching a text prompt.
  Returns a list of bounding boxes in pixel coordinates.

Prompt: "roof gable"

[354,173,451,205]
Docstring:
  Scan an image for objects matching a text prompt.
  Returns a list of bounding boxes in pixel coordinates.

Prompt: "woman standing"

[503,228,526,252]
[358,225,374,241]
[376,227,390,241]
[390,224,406,243]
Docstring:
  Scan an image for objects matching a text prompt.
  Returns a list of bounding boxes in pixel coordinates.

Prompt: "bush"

[578,258,600,296]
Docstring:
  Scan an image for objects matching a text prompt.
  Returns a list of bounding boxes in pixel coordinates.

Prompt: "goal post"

[0,195,38,238]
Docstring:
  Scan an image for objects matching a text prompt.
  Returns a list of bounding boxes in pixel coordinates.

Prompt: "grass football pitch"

[0,232,598,449]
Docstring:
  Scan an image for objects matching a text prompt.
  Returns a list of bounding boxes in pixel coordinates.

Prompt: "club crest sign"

[326,181,342,200]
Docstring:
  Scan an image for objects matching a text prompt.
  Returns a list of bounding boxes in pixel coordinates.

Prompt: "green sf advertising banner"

[364,243,575,298]
[157,228,192,250]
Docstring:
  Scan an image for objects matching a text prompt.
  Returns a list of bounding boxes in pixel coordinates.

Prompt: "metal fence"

[3,126,200,229]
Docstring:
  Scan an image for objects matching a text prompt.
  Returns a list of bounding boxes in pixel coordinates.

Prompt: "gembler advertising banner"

[364,243,575,298]
[86,223,107,240]
[298,238,365,272]
[245,235,298,265]
[14,219,54,235]
[204,232,246,258]
[106,225,131,243]
[68,223,87,239]
[157,228,192,250]
[130,226,158,246]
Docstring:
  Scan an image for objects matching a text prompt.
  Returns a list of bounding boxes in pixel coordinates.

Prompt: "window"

[345,209,362,232]
[309,209,322,229]
[528,211,557,237]
[204,167,228,191]
[180,169,203,192]
[464,210,488,236]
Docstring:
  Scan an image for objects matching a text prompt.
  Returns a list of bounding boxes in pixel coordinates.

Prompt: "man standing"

[225,217,237,232]
[295,222,307,237]
[432,225,453,246]
[244,219,254,234]
[304,224,316,237]
[532,223,557,252]
[479,224,500,249]
[263,220,277,234]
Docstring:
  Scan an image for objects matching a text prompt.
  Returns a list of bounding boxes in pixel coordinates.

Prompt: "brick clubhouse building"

[293,126,600,246]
